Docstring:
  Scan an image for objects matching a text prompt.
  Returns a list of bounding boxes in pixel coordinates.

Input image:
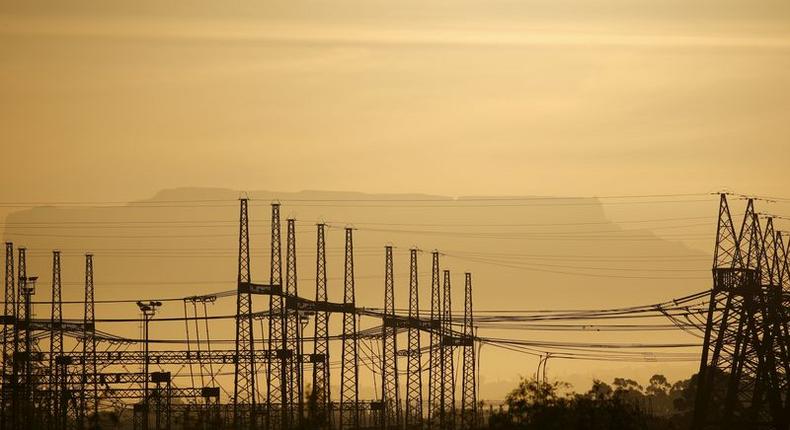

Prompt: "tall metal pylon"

[725,205,766,424]
[82,254,99,430]
[691,194,786,429]
[312,223,331,428]
[267,203,284,430]
[460,273,477,430]
[766,230,790,420]
[692,194,743,429]
[340,228,359,429]
[2,243,14,430]
[751,218,788,426]
[439,270,455,430]
[17,248,32,430]
[404,248,423,429]
[717,202,767,426]
[427,251,441,429]
[49,251,64,430]
[233,198,257,430]
[381,246,400,430]
[284,218,300,427]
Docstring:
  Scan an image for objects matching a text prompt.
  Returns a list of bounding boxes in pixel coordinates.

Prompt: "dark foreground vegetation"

[489,373,700,430]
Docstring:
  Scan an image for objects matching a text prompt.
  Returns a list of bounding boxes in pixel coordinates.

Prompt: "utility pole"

[137,301,162,430]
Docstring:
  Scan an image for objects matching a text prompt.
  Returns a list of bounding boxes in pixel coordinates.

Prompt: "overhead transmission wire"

[48,290,713,347]
[0,193,711,206]
[444,253,710,280]
[4,205,722,283]
[2,214,724,229]
[1,193,736,368]
[3,218,715,231]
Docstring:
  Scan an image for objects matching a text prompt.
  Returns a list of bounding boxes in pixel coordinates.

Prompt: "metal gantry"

[0,200,479,430]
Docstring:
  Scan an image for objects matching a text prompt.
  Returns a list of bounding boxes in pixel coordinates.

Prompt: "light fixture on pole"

[136,300,162,430]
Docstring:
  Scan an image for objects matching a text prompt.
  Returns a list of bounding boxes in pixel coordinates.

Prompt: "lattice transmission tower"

[692,194,790,429]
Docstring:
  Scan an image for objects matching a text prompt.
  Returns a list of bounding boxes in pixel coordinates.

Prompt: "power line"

[445,253,710,280]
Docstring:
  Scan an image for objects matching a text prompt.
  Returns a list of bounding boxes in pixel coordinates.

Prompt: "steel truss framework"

[692,194,790,430]
[0,200,477,430]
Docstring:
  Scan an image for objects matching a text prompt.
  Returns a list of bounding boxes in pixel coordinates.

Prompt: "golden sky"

[2,0,790,203]
[2,1,790,398]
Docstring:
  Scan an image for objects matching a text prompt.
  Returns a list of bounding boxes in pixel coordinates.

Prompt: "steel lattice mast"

[17,249,33,430]
[14,248,25,430]
[340,228,359,429]
[49,251,64,430]
[405,248,423,429]
[82,254,99,430]
[311,223,330,427]
[770,231,790,418]
[284,218,300,427]
[267,202,284,430]
[381,245,400,430]
[427,251,441,429]
[233,198,257,430]
[460,273,477,430]
[719,202,766,425]
[692,194,744,429]
[692,194,789,429]
[439,270,455,430]
[724,205,765,422]
[752,218,788,426]
[2,243,14,430]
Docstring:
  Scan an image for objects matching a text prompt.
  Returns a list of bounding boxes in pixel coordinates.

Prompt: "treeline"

[489,373,701,429]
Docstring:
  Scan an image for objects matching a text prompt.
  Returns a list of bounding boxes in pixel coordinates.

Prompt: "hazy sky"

[1,0,790,203]
[2,1,790,398]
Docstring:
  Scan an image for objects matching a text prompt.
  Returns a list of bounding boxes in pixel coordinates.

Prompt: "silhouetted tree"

[490,372,707,430]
